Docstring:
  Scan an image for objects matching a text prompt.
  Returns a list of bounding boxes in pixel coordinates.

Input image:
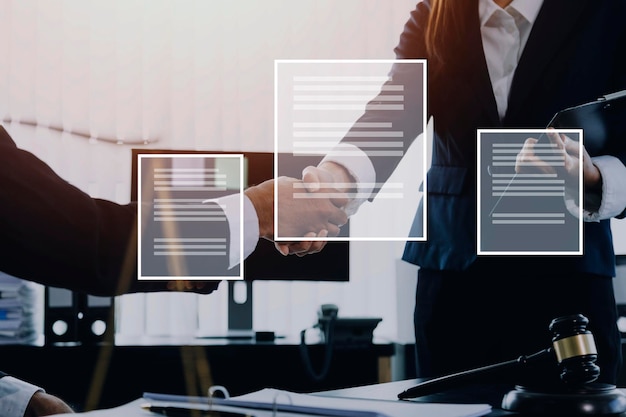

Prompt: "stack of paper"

[47,387,492,417]
[140,388,492,417]
[0,272,44,345]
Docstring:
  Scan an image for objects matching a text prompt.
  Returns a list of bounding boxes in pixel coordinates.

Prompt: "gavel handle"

[397,349,552,400]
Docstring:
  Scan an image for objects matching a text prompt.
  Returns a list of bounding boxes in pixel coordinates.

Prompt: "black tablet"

[546,89,626,156]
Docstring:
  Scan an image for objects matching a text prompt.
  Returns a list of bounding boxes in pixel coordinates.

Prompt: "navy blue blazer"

[350,0,626,276]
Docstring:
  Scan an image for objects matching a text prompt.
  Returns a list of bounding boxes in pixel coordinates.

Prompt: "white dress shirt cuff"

[241,195,260,262]
[320,143,376,216]
[0,376,44,417]
[206,193,259,269]
[564,155,626,221]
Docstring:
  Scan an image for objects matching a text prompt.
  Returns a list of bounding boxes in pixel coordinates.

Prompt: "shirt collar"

[511,0,543,25]
[478,0,544,27]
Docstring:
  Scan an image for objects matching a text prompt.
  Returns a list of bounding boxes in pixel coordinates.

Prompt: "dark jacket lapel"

[432,0,499,138]
[506,0,589,119]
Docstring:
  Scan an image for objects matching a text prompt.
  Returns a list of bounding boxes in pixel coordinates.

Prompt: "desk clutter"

[0,272,113,346]
[0,272,44,345]
[49,387,492,417]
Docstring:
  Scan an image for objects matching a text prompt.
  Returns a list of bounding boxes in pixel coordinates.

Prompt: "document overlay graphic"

[477,129,583,255]
[137,154,244,280]
[274,59,427,241]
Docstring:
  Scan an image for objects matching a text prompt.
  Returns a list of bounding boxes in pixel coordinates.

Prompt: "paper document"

[49,389,491,417]
[137,153,244,280]
[477,129,583,255]
[143,388,491,417]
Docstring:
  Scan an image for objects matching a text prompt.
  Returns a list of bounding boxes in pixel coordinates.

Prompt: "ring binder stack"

[44,287,114,345]
[0,272,44,346]
[44,287,80,345]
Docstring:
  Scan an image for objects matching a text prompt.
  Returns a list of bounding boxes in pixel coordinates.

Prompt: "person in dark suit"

[0,124,347,416]
[302,0,626,389]
[0,125,345,295]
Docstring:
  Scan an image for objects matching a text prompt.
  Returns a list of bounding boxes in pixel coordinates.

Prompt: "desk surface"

[1,339,395,411]
[114,333,395,347]
[318,379,626,417]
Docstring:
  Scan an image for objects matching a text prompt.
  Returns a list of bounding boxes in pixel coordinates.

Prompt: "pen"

[141,403,255,417]
[397,352,545,399]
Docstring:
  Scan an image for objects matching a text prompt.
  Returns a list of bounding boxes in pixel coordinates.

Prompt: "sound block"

[501,383,626,415]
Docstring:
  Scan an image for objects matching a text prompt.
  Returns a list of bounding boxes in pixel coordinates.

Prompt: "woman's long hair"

[424,0,475,74]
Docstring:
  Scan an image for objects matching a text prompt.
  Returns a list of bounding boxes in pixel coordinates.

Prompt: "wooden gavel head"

[548,314,601,386]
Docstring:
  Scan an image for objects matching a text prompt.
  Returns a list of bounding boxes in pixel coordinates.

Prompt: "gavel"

[397,314,599,399]
[397,314,626,415]
[549,314,600,386]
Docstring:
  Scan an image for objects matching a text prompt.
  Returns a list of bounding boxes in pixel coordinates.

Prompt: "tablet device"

[545,89,626,155]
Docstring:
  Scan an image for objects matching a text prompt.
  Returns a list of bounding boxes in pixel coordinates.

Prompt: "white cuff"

[566,156,626,221]
[206,193,259,269]
[241,195,260,262]
[320,143,376,216]
[592,155,626,220]
[0,376,44,417]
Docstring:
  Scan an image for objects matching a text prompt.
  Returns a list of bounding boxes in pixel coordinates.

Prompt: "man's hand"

[165,280,220,292]
[302,161,356,198]
[276,176,348,238]
[244,176,348,256]
[280,161,356,257]
[24,392,73,417]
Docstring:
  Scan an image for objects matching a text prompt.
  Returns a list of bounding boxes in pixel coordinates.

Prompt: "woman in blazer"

[304,0,626,389]
[400,0,626,387]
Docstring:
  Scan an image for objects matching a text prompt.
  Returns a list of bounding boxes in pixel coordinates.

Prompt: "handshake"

[244,161,356,257]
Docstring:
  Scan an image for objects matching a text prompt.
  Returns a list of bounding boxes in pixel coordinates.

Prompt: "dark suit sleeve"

[0,126,220,296]
[139,199,236,280]
[337,1,430,195]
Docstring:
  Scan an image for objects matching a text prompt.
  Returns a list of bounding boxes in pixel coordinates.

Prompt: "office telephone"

[313,304,383,346]
[299,304,382,381]
[315,303,338,342]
